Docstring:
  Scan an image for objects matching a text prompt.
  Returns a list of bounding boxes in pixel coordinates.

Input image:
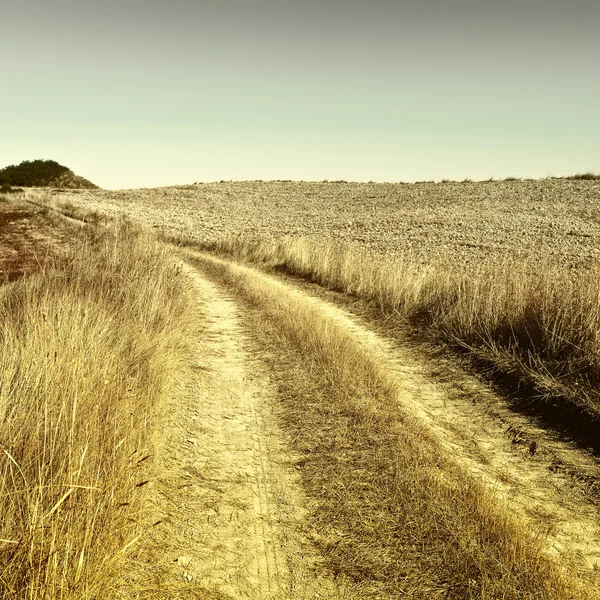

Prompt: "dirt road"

[141,251,600,597]
[142,263,354,599]
[287,274,600,567]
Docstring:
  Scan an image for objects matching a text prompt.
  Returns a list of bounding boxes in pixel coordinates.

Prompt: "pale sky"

[1,0,599,189]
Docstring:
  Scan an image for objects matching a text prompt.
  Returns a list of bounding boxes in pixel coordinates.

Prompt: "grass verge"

[0,219,195,598]
[187,250,596,599]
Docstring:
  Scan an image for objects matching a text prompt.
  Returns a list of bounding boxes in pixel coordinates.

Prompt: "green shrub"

[0,159,69,187]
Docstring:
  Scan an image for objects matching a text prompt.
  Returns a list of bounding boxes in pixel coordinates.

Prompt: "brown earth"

[0,199,72,282]
[56,179,600,267]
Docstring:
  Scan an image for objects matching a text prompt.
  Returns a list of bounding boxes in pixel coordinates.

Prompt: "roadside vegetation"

[0,217,195,598]
[197,237,600,430]
[563,172,600,180]
[0,184,24,195]
[188,251,596,599]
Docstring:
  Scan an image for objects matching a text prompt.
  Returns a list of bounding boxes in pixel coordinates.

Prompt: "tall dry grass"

[188,251,596,599]
[0,220,195,598]
[23,191,111,227]
[201,236,600,420]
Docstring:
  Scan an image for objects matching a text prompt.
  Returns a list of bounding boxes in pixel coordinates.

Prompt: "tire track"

[145,262,351,599]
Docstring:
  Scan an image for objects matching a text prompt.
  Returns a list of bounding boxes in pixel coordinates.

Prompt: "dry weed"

[0,219,195,598]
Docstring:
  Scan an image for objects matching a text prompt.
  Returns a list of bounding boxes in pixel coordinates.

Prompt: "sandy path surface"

[144,263,349,599]
[186,251,600,573]
[305,294,600,568]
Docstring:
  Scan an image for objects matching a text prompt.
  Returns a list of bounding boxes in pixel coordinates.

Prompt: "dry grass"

[200,236,600,424]
[0,219,195,598]
[24,192,111,228]
[188,251,596,599]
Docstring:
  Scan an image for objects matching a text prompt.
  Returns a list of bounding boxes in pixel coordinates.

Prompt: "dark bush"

[0,159,70,187]
[567,173,600,180]
[0,183,25,194]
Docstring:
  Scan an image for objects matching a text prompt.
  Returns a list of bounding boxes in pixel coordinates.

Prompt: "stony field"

[57,179,600,267]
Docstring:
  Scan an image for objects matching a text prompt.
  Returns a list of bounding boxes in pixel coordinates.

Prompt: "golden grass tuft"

[0,219,195,598]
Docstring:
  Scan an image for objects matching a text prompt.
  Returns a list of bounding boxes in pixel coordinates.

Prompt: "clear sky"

[1,0,599,189]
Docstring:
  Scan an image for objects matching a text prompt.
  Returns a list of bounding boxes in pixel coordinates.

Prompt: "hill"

[0,159,99,189]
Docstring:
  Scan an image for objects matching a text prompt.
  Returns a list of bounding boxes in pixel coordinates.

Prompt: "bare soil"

[0,199,71,282]
[57,179,600,267]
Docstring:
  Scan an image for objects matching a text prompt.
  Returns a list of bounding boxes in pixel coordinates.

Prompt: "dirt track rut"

[298,286,600,568]
[147,263,349,599]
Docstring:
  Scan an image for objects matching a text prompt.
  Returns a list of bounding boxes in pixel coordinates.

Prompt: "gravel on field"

[56,179,600,268]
